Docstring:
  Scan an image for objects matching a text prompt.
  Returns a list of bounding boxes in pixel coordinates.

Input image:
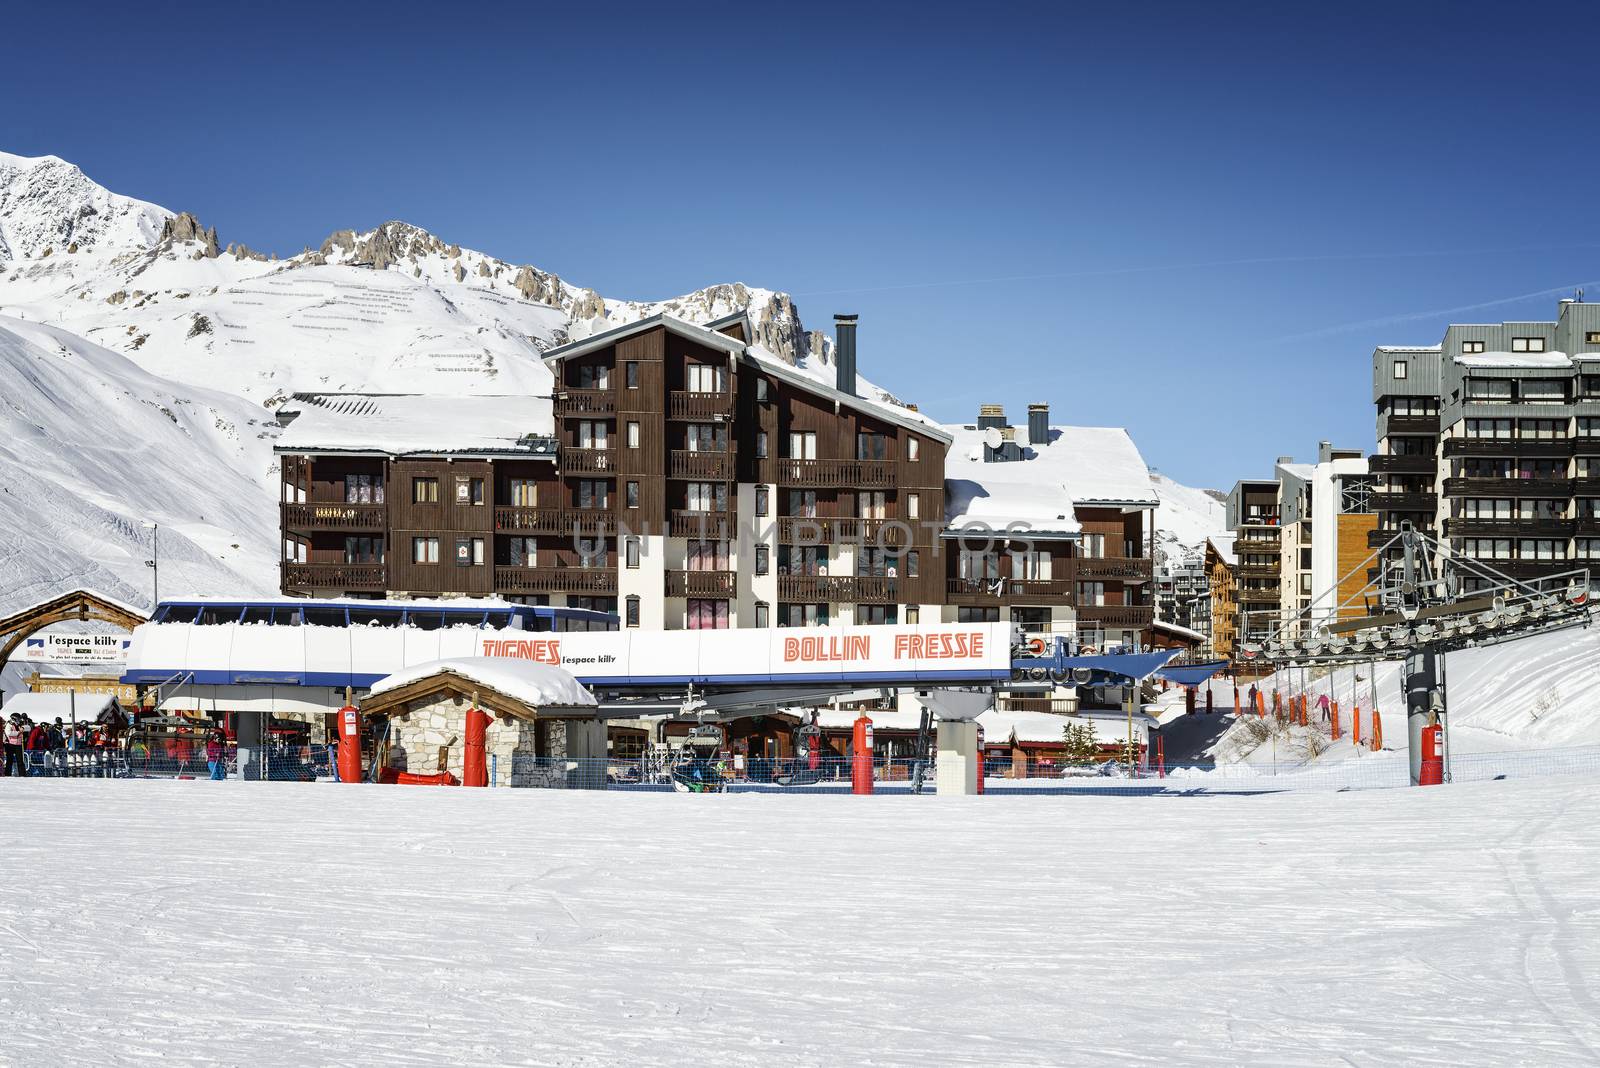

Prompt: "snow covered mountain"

[1150,471,1229,568]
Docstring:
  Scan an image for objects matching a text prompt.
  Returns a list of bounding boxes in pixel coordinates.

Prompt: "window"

[625,537,640,569]
[906,550,919,578]
[1465,379,1513,403]
[507,537,537,566]
[625,361,639,388]
[788,431,817,460]
[905,605,920,624]
[1521,380,1566,404]
[907,493,920,520]
[957,606,1000,623]
[779,603,827,627]
[412,537,440,564]
[857,547,896,577]
[576,421,609,449]
[686,482,727,513]
[576,480,609,510]
[1460,538,1512,560]
[756,431,768,459]
[344,473,383,504]
[855,605,898,626]
[686,540,730,571]
[755,602,770,629]
[779,545,828,576]
[1011,549,1052,580]
[1577,538,1600,559]
[908,437,920,461]
[787,489,817,517]
[626,481,640,508]
[1460,498,1511,519]
[1077,581,1106,606]
[1519,419,1563,440]
[856,432,889,460]
[687,599,729,629]
[1587,332,1600,346]
[575,364,610,389]
[1465,418,1512,440]
[755,545,770,575]
[858,491,887,520]
[685,423,727,452]
[755,378,769,403]
[1393,360,1408,380]
[454,537,485,566]
[754,486,769,517]
[455,476,484,505]
[626,421,640,449]
[1518,539,1565,561]
[344,536,382,563]
[508,479,537,507]
[1579,418,1600,438]
[1518,498,1562,519]
[1462,340,1486,354]
[1511,337,1547,353]
[686,364,726,393]
[625,596,640,627]
[577,537,607,568]
[412,477,439,504]
[1079,532,1105,558]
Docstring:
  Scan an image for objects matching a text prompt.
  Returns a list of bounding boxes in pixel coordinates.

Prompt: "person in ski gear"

[48,719,68,776]
[205,730,227,780]
[1317,693,1331,722]
[3,715,27,776]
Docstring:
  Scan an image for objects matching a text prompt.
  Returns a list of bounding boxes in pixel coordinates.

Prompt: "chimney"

[833,314,858,396]
[1027,403,1049,445]
[1317,440,1333,463]
[977,404,1007,430]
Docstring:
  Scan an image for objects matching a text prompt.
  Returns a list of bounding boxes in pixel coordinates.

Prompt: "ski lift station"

[118,596,1192,793]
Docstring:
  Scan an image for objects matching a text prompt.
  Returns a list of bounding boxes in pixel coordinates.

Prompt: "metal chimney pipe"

[833,314,858,396]
[1027,403,1049,445]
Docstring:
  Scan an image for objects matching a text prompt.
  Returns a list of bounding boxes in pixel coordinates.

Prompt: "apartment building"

[1224,479,1281,643]
[1274,444,1374,633]
[1201,535,1237,660]
[1372,297,1600,589]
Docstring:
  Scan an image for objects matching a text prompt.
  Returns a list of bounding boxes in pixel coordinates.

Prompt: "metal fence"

[2,742,332,781]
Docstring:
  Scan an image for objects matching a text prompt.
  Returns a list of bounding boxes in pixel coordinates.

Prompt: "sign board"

[21,634,131,665]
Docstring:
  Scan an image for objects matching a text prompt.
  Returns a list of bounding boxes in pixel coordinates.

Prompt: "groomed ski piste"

[2,774,1597,1066]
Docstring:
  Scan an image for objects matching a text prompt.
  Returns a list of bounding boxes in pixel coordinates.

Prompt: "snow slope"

[1151,470,1228,567]
[0,315,278,615]
[3,776,1598,1065]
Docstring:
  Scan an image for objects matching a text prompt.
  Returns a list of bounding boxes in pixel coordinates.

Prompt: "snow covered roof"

[978,707,1155,747]
[3,691,118,721]
[1455,351,1573,369]
[742,344,950,442]
[542,313,745,362]
[1376,345,1441,354]
[369,657,596,709]
[941,423,1156,534]
[1206,535,1237,567]
[275,394,556,457]
[1154,618,1206,643]
[810,706,928,732]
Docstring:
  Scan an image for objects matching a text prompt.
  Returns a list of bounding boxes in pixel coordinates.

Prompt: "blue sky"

[6,0,1599,488]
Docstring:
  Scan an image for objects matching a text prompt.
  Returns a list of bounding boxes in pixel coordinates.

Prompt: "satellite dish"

[983,427,1004,449]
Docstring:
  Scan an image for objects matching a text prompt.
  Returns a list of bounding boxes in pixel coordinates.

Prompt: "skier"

[47,719,68,777]
[205,730,228,781]
[2,715,26,777]
[1317,693,1331,723]
[26,720,48,775]
[1247,683,1259,713]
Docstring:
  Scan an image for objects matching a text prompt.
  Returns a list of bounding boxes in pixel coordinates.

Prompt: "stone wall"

[387,695,535,787]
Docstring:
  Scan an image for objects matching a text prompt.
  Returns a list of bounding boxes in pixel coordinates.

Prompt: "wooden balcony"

[1368,454,1437,474]
[1233,563,1280,577]
[554,388,616,416]
[1076,557,1153,582]
[669,449,734,480]
[775,516,911,545]
[1076,605,1155,630]
[560,447,616,474]
[944,577,1073,605]
[1443,517,1574,538]
[1233,536,1279,553]
[669,509,734,538]
[1442,438,1572,458]
[1573,434,1600,454]
[1442,477,1572,498]
[1574,478,1600,496]
[997,697,1077,714]
[668,391,734,421]
[665,570,736,598]
[777,575,897,603]
[1371,491,1437,513]
[1576,517,1600,537]
[493,507,617,535]
[776,458,895,488]
[281,561,385,591]
[281,501,386,531]
[494,566,617,595]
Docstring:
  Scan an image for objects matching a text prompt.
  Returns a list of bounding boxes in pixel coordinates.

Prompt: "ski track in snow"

[1,777,1598,1066]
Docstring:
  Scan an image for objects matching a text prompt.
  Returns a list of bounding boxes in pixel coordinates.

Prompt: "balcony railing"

[1076,557,1153,582]
[777,575,897,603]
[1367,454,1437,474]
[669,509,734,538]
[996,697,1078,714]
[1367,526,1437,549]
[494,566,617,595]
[281,561,385,590]
[1442,477,1572,498]
[669,449,734,480]
[281,502,386,530]
[668,391,734,421]
[493,507,617,535]
[1576,517,1600,537]
[1371,491,1437,512]
[1573,434,1600,454]
[1076,605,1155,629]
[1233,563,1280,577]
[774,516,912,545]
[1232,536,1279,553]
[665,570,736,598]
[776,458,895,488]
[1443,517,1575,538]
[945,577,1073,604]
[1442,438,1572,458]
[1385,414,1440,434]
[1574,478,1600,496]
[561,447,616,474]
[554,388,616,416]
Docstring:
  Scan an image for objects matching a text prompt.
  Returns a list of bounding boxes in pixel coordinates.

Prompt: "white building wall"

[1308,457,1368,628]
[618,532,667,630]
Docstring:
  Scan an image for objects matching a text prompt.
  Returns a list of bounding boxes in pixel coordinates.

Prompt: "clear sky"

[6,0,1599,489]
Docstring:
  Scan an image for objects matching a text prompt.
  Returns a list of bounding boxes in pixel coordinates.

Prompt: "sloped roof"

[276,394,556,457]
[541,313,745,363]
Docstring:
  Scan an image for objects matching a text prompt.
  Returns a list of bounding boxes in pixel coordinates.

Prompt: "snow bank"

[369,657,596,708]
[1,691,116,720]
